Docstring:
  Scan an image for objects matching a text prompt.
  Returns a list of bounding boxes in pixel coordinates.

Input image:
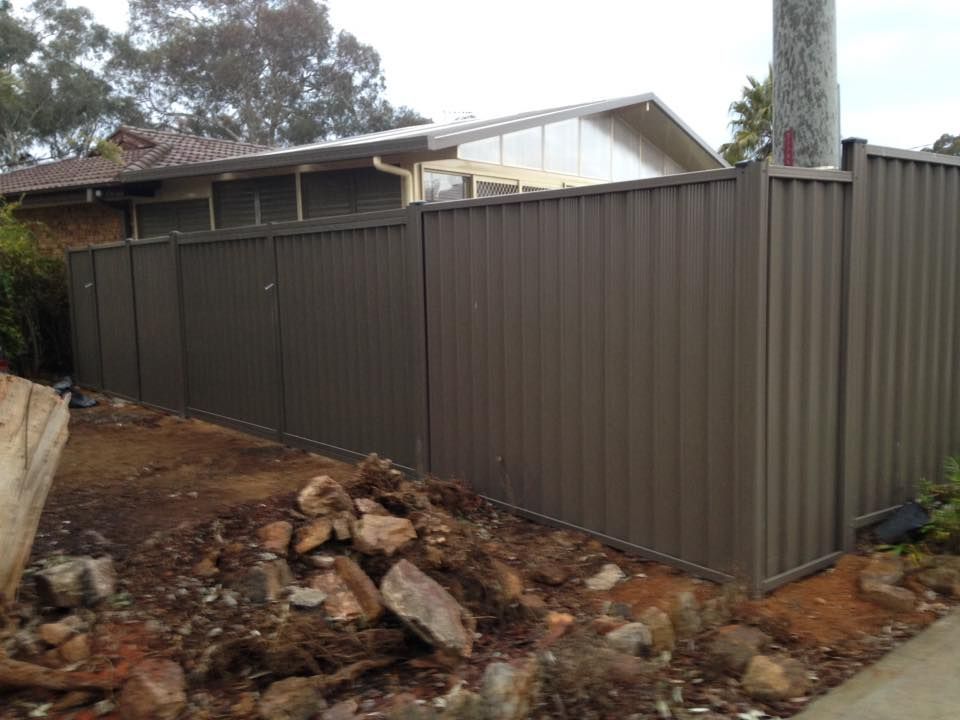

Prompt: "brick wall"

[16,203,126,254]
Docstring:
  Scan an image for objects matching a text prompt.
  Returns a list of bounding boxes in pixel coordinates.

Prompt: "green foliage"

[924,134,960,157]
[916,457,960,552]
[110,0,429,146]
[93,138,124,165]
[0,201,70,375]
[719,66,773,165]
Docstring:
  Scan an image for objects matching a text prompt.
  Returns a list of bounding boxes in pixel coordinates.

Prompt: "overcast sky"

[38,0,960,150]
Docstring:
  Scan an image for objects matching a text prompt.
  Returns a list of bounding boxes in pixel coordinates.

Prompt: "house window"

[136,199,211,238]
[544,118,579,175]
[213,174,297,228]
[579,115,612,179]
[423,171,469,202]
[501,126,543,169]
[300,168,401,218]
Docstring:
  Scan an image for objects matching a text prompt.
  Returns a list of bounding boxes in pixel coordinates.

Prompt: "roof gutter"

[372,156,414,206]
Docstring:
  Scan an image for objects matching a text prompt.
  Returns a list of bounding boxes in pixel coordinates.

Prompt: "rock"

[85,556,117,603]
[258,521,294,553]
[297,476,354,518]
[192,549,220,578]
[606,601,633,620]
[240,560,293,603]
[334,556,384,622]
[670,591,702,639]
[288,587,327,609]
[590,615,626,635]
[353,515,417,556]
[441,684,484,718]
[294,519,333,554]
[481,658,540,720]
[59,633,92,663]
[309,572,364,622]
[380,559,473,657]
[308,554,337,569]
[860,581,916,612]
[39,621,76,646]
[331,515,353,541]
[914,566,960,596]
[597,648,657,684]
[585,563,626,591]
[490,560,524,603]
[355,498,389,516]
[636,607,675,654]
[322,699,359,720]
[542,611,575,645]
[531,565,569,586]
[708,624,771,673]
[258,676,326,720]
[517,593,548,618]
[605,622,652,656]
[118,659,187,720]
[860,554,905,588]
[742,654,810,701]
[35,556,116,608]
[701,595,733,628]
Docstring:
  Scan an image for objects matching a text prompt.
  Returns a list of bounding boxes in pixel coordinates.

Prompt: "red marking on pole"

[783,129,795,166]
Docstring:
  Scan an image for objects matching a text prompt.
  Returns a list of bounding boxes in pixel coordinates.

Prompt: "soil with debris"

[1,398,956,719]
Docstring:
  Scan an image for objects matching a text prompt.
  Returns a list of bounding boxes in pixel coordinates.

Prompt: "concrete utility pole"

[773,0,840,167]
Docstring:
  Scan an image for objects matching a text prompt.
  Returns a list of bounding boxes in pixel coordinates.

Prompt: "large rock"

[481,658,540,720]
[585,564,626,591]
[309,572,363,622]
[239,560,293,603]
[914,566,960,597]
[297,476,354,518]
[39,621,77,646]
[118,659,187,720]
[35,557,116,608]
[59,634,92,663]
[258,676,326,720]
[294,519,333,555]
[859,554,905,588]
[605,622,652,656]
[355,498,389,516]
[636,607,675,654]
[353,515,417,557]
[860,581,916,612]
[288,587,327,609]
[258,521,293,554]
[669,591,703,639]
[490,560,524,604]
[742,654,810,701]
[708,624,771,673]
[380,559,473,657]
[334,556,384,622]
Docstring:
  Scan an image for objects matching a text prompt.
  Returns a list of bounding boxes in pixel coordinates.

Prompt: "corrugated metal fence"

[66,141,960,593]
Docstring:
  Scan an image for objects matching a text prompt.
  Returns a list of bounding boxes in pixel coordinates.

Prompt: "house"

[1,94,726,249]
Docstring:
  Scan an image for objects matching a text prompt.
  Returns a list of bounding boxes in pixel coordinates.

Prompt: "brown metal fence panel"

[131,239,184,413]
[843,145,960,525]
[67,250,101,389]
[92,245,139,399]
[276,215,425,469]
[763,174,847,585]
[179,234,280,434]
[422,172,744,579]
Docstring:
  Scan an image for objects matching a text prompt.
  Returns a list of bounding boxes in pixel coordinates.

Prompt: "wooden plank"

[0,376,70,601]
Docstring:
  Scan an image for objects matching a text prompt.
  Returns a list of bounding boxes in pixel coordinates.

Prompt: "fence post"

[171,232,190,417]
[88,245,105,391]
[732,160,770,596]
[126,239,143,401]
[838,138,870,551]
[407,201,431,477]
[64,251,81,386]
[268,225,286,442]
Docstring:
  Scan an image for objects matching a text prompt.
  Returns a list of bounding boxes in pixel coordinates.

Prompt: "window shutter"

[213,179,257,228]
[354,168,401,212]
[301,170,354,218]
[137,199,211,238]
[257,175,298,224]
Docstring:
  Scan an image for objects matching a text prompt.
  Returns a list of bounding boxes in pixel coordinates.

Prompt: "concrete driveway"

[796,609,960,720]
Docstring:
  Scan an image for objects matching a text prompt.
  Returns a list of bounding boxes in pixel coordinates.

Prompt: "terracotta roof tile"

[0,126,271,196]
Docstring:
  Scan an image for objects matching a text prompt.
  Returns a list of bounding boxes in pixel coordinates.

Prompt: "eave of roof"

[120,93,727,183]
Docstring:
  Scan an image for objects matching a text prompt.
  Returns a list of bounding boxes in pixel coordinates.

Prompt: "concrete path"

[796,609,960,720]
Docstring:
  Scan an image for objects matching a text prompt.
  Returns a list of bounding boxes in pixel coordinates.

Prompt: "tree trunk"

[0,375,70,602]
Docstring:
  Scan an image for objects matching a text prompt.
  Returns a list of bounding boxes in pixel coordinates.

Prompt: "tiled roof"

[0,126,270,195]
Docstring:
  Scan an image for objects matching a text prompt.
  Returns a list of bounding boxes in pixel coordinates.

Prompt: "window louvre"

[137,199,211,238]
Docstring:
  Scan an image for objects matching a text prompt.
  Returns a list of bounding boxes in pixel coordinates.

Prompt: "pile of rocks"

[858,552,960,612]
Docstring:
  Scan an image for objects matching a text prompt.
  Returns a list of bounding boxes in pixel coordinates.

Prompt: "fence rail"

[67,142,960,593]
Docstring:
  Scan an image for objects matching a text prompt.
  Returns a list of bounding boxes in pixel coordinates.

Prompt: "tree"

[719,67,773,165]
[924,134,960,157]
[111,0,429,146]
[0,0,142,169]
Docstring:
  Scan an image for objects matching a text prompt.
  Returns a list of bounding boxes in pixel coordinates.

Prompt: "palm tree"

[719,67,773,165]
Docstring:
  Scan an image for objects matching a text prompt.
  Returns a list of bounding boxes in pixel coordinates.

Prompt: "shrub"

[0,201,71,375]
[917,457,960,553]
